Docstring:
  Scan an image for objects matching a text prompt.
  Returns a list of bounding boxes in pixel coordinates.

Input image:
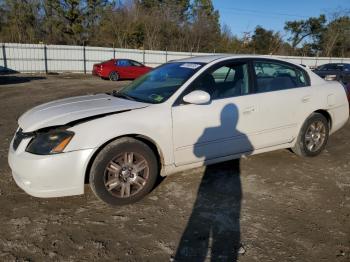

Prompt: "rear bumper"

[92,70,109,78]
[92,69,101,76]
[8,139,95,198]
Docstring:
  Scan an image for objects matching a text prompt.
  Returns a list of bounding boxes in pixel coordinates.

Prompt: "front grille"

[13,128,34,151]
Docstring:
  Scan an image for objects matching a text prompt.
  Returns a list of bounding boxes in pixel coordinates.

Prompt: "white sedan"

[8,55,349,205]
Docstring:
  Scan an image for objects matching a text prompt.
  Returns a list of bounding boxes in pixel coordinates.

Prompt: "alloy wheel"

[304,120,327,152]
[104,152,149,198]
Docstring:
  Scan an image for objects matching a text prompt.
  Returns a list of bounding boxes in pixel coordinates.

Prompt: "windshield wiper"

[112,90,136,101]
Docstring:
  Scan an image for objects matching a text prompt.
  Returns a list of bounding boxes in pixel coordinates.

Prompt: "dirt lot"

[0,74,349,262]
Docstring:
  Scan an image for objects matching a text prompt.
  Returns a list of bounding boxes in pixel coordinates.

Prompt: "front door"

[172,61,260,166]
[129,60,147,78]
[115,59,134,78]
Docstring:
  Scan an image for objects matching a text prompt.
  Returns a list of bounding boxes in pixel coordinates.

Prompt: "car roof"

[171,54,309,70]
[172,54,313,64]
[173,54,254,63]
[321,63,350,66]
[173,55,231,63]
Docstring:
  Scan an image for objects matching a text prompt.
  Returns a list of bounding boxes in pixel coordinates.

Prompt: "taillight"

[94,64,102,71]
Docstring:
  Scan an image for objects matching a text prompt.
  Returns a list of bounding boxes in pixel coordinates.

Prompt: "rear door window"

[253,61,309,93]
[336,64,345,71]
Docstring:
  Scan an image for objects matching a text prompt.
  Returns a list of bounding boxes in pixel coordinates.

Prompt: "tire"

[89,137,158,205]
[292,113,329,157]
[109,71,119,81]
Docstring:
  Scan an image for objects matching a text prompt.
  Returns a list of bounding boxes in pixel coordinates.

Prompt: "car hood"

[18,93,149,132]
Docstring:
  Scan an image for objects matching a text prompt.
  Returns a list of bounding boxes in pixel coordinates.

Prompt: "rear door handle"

[243,106,256,114]
[302,96,311,103]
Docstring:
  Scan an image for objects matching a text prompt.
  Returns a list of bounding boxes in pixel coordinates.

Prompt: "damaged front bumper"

[8,136,95,198]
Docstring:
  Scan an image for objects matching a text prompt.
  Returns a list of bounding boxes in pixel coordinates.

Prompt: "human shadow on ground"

[175,103,252,261]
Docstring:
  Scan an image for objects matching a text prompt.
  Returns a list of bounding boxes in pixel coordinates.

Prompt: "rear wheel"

[292,113,329,157]
[90,138,158,205]
[109,71,119,81]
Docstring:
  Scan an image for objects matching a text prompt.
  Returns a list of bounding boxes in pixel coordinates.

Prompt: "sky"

[212,0,350,39]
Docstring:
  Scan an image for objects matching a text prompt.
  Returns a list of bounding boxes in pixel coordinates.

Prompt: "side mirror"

[183,90,210,105]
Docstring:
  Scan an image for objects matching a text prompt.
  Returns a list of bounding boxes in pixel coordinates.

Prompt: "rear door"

[249,59,313,148]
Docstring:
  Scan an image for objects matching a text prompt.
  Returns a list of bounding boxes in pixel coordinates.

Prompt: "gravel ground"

[0,74,349,262]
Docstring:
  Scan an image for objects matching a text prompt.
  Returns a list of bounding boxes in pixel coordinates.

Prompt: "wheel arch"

[314,109,332,130]
[84,134,164,184]
[293,109,333,148]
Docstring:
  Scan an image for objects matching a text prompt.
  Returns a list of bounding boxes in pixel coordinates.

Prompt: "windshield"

[115,62,205,104]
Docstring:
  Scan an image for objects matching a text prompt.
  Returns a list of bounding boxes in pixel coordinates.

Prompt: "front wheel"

[292,113,329,157]
[89,138,158,205]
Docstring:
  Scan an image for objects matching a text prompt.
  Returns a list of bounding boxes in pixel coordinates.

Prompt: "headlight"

[26,130,74,155]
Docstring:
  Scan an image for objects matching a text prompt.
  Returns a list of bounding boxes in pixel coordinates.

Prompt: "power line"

[219,10,298,21]
[219,7,309,19]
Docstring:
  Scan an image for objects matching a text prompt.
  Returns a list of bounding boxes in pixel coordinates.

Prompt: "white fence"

[1,43,349,74]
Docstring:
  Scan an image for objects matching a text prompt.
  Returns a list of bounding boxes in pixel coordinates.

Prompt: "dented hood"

[18,93,149,132]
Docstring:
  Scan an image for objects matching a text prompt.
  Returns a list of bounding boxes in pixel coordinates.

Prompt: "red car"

[92,59,152,81]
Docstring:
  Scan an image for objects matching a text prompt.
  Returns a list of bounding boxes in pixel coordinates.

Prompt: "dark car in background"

[313,63,350,84]
[343,83,350,106]
[92,59,152,81]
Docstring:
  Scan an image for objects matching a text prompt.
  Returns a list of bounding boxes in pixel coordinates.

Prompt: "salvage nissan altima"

[8,55,349,205]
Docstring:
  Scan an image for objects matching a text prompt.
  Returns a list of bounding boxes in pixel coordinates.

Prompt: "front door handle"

[302,96,311,103]
[243,106,256,114]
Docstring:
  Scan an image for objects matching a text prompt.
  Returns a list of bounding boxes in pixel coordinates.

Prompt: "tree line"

[0,0,349,57]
